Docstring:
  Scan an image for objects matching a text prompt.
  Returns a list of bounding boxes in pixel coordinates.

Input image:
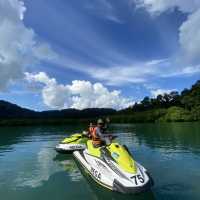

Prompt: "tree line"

[113,80,200,122]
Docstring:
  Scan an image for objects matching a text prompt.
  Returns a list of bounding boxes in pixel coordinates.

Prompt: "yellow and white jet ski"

[55,133,88,153]
[73,139,154,193]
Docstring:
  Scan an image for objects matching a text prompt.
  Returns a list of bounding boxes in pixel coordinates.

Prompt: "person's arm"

[105,117,110,129]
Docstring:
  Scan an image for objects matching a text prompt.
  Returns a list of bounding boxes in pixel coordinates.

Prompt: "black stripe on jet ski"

[113,178,152,194]
[55,147,74,154]
[80,151,89,164]
[138,164,144,177]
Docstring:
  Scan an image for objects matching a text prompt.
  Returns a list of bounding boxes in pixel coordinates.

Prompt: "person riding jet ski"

[91,118,108,147]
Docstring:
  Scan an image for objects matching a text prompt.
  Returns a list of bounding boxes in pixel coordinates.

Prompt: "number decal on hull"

[91,167,101,180]
[137,175,145,183]
[70,145,83,149]
[131,175,145,185]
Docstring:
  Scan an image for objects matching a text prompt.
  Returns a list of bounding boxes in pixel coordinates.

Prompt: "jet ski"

[55,133,88,153]
[73,139,154,194]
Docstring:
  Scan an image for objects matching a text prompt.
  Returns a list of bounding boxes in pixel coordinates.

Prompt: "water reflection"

[53,154,83,182]
[111,123,200,155]
[14,142,60,188]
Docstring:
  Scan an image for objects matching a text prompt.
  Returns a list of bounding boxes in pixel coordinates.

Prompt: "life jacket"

[89,126,95,134]
[91,127,102,146]
[87,125,94,139]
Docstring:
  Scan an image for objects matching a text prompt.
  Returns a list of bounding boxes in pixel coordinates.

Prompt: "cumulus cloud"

[25,72,71,109]
[135,0,200,65]
[25,72,134,110]
[0,0,57,90]
[179,9,200,64]
[150,88,176,97]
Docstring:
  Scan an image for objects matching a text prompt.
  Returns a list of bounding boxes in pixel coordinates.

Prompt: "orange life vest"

[91,127,102,146]
[89,126,94,134]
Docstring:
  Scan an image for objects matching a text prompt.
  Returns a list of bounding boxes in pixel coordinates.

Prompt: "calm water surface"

[0,123,199,200]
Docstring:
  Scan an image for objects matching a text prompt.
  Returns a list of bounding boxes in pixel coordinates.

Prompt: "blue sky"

[0,0,200,110]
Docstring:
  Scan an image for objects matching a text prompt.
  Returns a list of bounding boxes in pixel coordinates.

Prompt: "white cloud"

[0,0,26,21]
[179,9,200,64]
[161,64,200,77]
[0,0,57,90]
[150,88,176,97]
[55,55,200,85]
[86,59,168,85]
[25,72,134,110]
[135,0,200,66]
[135,0,200,15]
[88,66,147,85]
[32,43,58,61]
[85,0,123,23]
[181,65,200,74]
[55,56,200,85]
[25,72,71,109]
[135,0,200,65]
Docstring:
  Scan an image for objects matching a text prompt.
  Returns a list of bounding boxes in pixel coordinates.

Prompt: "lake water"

[0,123,199,200]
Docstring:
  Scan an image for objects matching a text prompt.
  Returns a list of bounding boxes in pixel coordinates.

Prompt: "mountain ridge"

[0,100,116,119]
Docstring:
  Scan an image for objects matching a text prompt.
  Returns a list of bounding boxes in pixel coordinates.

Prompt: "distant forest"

[113,80,200,123]
[0,101,116,125]
[0,80,199,125]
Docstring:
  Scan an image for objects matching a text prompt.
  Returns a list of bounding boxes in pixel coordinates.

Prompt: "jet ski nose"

[113,178,152,194]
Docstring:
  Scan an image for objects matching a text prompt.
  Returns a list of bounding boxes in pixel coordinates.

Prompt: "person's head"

[97,118,104,128]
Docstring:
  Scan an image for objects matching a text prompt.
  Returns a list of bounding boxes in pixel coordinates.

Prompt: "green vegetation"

[110,109,167,123]
[158,107,192,122]
[0,80,200,125]
[0,118,92,126]
[0,102,116,126]
[112,80,200,123]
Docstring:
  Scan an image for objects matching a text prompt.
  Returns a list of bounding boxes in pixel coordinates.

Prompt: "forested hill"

[0,100,116,119]
[113,80,200,122]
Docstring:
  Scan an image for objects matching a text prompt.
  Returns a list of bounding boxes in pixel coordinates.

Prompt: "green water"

[0,123,199,200]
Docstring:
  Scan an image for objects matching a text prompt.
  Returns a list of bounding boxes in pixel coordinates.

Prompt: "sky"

[0,0,200,111]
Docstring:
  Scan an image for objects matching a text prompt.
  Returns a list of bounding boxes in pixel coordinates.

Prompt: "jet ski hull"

[73,150,153,194]
[55,144,86,153]
[55,133,88,153]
